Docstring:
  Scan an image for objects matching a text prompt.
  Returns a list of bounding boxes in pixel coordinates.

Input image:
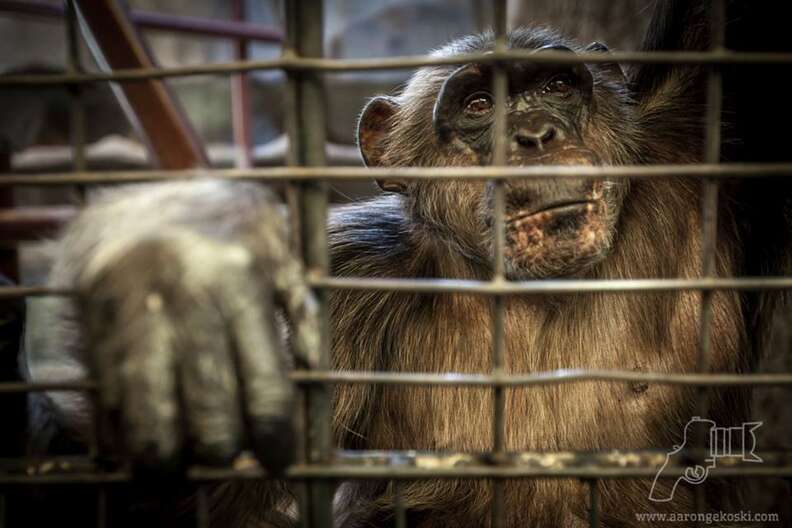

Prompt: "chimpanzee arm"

[24,180,316,476]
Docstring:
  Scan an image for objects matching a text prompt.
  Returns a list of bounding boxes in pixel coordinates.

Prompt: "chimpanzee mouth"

[506,200,597,226]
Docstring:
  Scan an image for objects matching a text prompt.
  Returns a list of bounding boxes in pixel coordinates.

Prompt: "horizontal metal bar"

[0,286,73,298]
[2,450,791,484]
[0,206,77,241]
[1,276,791,302]
[0,380,96,393]
[290,369,792,387]
[311,276,792,294]
[5,368,790,395]
[1,163,791,186]
[0,0,283,42]
[3,49,792,86]
[286,464,792,480]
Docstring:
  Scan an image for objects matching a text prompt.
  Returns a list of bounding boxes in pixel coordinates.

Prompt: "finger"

[174,302,243,465]
[248,211,320,369]
[117,291,182,472]
[225,283,296,474]
[79,281,127,414]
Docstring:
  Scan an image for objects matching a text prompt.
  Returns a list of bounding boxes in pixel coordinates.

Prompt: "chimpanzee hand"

[72,194,318,475]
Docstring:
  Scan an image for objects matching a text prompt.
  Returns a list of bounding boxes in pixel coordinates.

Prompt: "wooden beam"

[75,0,209,169]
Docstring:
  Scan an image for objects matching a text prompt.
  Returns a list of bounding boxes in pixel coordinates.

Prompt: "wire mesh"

[0,1,791,527]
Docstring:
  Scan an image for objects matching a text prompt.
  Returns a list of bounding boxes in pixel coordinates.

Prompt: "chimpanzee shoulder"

[328,195,415,278]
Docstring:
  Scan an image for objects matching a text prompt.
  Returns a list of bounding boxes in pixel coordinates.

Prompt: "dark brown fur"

[23,7,792,528]
[324,28,750,527]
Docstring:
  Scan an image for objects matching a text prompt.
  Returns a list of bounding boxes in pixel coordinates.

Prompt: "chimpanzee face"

[358,38,631,279]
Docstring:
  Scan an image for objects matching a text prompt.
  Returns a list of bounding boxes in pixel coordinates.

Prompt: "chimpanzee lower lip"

[507,200,596,224]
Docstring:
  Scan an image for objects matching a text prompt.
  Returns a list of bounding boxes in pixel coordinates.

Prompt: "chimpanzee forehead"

[445,61,580,91]
[431,27,580,57]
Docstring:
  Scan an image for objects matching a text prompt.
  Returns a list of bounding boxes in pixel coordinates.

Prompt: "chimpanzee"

[15,1,792,527]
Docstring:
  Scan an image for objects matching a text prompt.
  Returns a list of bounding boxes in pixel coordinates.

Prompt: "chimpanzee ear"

[585,41,625,81]
[357,96,407,193]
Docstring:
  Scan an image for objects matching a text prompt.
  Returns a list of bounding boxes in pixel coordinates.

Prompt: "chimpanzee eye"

[542,74,575,97]
[463,92,493,117]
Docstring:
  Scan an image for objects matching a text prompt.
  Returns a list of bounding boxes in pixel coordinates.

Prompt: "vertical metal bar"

[0,105,17,285]
[66,0,101,464]
[393,481,407,528]
[694,0,726,521]
[230,0,252,169]
[285,1,333,527]
[587,479,599,528]
[96,488,107,528]
[67,6,107,526]
[66,0,86,177]
[282,9,309,526]
[491,1,508,528]
[196,486,210,528]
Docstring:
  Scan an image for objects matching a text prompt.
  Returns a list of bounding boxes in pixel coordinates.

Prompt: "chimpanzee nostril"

[514,123,558,150]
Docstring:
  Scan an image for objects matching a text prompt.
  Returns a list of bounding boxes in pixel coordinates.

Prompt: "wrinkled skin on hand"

[60,181,318,475]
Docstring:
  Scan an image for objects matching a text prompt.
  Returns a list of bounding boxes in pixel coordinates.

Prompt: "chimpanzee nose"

[514,123,558,150]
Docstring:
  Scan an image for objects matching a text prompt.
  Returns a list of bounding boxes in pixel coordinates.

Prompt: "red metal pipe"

[231,0,253,169]
[0,0,283,42]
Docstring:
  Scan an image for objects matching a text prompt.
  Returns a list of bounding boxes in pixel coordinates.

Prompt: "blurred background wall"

[0,0,654,170]
[0,0,655,283]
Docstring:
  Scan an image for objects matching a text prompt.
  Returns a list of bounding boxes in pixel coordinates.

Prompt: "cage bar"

[0,1,788,525]
[0,162,790,187]
[393,481,406,528]
[283,0,334,526]
[694,0,727,519]
[196,486,209,528]
[65,3,108,526]
[588,479,599,528]
[4,448,792,484]
[490,1,508,526]
[4,50,792,86]
[3,368,792,395]
[0,0,284,42]
[2,369,792,397]
[65,0,85,177]
[230,0,252,169]
[3,276,792,302]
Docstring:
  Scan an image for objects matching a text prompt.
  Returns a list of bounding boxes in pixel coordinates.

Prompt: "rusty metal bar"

[284,0,334,526]
[282,2,309,523]
[0,206,77,241]
[196,486,209,528]
[393,482,406,528]
[0,0,283,42]
[230,0,252,169]
[0,163,791,187]
[0,380,96,393]
[74,0,209,169]
[66,0,86,176]
[3,449,792,484]
[290,369,792,387]
[0,114,16,280]
[65,2,101,491]
[588,479,599,528]
[4,50,792,86]
[695,2,727,520]
[3,276,792,301]
[310,276,792,294]
[490,2,508,527]
[4,368,792,394]
[96,489,107,528]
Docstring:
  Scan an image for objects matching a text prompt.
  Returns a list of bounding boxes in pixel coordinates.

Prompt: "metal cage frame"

[1,1,792,527]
